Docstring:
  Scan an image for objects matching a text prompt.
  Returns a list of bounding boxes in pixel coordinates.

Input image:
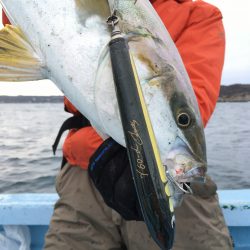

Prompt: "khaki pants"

[44,164,233,250]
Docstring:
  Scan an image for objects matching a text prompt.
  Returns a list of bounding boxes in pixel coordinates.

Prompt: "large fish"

[0,0,207,249]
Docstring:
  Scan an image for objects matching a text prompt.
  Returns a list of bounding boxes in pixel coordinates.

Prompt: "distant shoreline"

[0,95,64,103]
[0,84,249,103]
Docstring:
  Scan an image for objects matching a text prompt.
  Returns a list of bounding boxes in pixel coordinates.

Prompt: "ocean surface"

[0,102,249,193]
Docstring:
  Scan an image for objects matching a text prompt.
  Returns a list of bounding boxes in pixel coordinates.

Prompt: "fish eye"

[177,112,191,128]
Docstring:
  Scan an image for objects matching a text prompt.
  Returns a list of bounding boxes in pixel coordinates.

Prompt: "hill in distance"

[219,84,250,102]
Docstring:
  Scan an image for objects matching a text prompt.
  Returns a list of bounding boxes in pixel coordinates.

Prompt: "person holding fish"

[1,0,233,249]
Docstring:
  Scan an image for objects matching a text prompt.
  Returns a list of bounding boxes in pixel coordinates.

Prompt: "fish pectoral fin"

[0,25,45,82]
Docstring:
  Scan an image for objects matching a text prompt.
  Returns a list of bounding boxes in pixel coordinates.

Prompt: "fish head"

[127,36,207,176]
[167,90,207,181]
[163,88,207,206]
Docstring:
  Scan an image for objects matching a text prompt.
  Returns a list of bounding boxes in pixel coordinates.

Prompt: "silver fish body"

[0,0,207,249]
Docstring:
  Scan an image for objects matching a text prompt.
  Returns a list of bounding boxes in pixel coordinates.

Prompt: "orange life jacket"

[2,0,225,169]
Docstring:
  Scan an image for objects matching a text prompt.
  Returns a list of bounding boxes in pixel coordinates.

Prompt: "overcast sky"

[0,0,249,96]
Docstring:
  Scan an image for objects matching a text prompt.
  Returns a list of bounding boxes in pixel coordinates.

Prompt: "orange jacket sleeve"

[174,2,225,127]
[64,97,81,115]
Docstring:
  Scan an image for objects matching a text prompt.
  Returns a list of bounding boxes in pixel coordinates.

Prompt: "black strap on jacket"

[52,114,91,155]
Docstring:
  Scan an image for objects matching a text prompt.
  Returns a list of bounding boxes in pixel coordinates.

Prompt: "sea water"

[0,102,249,193]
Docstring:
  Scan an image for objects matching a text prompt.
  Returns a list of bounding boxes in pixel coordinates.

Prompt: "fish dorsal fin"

[0,25,45,81]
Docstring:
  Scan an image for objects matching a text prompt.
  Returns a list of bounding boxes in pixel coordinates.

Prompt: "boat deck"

[0,190,250,250]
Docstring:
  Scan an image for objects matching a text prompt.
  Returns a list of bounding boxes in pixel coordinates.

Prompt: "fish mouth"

[164,136,207,206]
